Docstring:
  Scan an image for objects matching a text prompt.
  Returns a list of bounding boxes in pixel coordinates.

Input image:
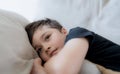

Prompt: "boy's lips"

[50,49,58,57]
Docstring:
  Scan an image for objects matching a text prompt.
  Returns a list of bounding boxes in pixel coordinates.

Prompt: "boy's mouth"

[50,49,58,57]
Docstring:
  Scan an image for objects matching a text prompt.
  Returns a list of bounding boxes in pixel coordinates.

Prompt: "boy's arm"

[44,38,89,74]
[30,58,47,74]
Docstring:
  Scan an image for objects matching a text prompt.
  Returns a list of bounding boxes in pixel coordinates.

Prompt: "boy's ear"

[61,28,68,35]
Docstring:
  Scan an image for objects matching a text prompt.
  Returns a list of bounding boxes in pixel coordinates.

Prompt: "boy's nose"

[45,46,51,55]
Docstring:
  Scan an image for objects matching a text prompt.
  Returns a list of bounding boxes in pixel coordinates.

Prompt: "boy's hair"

[25,18,63,44]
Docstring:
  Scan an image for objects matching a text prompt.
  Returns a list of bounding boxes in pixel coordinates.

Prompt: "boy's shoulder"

[68,27,93,36]
[65,27,93,43]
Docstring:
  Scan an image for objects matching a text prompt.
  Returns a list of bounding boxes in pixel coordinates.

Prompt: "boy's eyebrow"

[41,32,47,39]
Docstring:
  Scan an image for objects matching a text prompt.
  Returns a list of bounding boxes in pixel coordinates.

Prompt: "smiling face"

[32,25,67,62]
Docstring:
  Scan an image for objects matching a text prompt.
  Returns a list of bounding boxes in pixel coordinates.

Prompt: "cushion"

[0,9,37,74]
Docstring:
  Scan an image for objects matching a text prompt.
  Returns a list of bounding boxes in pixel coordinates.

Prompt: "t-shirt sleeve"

[65,27,94,45]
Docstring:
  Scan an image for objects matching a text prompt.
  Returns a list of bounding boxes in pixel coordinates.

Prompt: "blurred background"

[0,0,38,21]
[0,0,120,44]
[0,0,101,29]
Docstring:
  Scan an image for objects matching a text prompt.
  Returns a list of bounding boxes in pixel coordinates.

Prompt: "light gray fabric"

[35,0,108,30]
[0,9,37,74]
[89,0,120,45]
[80,60,101,74]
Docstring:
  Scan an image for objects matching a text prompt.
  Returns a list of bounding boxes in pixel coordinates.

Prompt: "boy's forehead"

[37,25,58,32]
[37,26,52,33]
[33,27,53,42]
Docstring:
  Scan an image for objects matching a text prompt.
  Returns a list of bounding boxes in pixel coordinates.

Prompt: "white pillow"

[89,0,120,45]
[0,9,37,74]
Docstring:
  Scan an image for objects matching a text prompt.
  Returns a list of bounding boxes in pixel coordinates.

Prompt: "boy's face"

[32,26,67,62]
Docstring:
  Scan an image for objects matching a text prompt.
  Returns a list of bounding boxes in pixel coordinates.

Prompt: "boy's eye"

[45,35,50,41]
[37,48,42,52]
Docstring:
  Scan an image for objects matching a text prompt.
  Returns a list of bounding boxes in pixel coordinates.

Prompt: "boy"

[25,18,120,74]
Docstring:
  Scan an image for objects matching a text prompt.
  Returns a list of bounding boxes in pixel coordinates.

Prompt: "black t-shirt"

[65,27,120,71]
